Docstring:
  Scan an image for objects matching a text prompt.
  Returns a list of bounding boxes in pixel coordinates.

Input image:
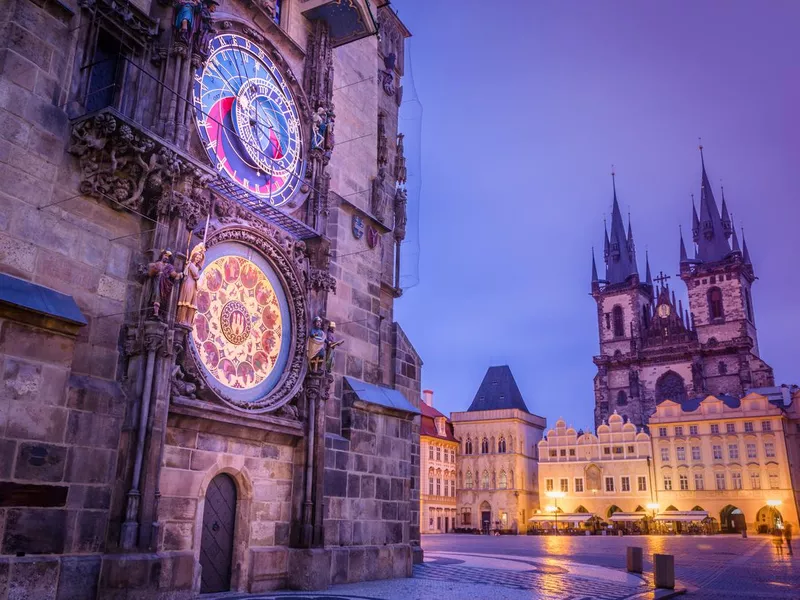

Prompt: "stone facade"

[0,0,421,598]
[783,389,800,530]
[537,414,653,526]
[419,391,458,534]
[649,393,799,533]
[592,159,774,429]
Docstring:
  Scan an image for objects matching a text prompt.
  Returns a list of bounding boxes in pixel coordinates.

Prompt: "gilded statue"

[176,242,206,327]
[325,321,344,372]
[307,316,326,372]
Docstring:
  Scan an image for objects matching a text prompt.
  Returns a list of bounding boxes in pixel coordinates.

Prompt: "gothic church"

[591,149,774,428]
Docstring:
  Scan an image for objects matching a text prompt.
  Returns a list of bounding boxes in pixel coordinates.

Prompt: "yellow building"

[649,393,799,533]
[537,414,654,531]
[419,391,459,533]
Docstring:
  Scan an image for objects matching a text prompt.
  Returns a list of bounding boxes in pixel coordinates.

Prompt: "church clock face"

[657,303,671,318]
[193,34,305,207]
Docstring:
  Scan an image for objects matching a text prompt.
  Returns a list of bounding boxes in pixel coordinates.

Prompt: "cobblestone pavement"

[213,534,798,599]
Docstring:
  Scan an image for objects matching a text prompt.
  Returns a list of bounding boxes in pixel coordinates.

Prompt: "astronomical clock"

[188,32,310,412]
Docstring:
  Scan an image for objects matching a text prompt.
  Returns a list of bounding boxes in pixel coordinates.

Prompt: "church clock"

[657,303,671,319]
[193,33,305,208]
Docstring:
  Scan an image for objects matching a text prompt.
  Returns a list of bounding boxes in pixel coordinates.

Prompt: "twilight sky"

[390,0,800,430]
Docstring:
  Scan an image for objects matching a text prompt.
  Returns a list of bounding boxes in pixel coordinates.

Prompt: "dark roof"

[658,394,740,413]
[604,174,639,285]
[344,377,420,415]
[694,149,732,263]
[420,402,457,441]
[467,366,530,413]
[0,273,87,325]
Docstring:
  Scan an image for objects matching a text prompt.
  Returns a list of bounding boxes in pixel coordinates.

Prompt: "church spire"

[679,226,689,264]
[695,144,731,262]
[604,169,638,284]
[730,215,741,253]
[742,228,752,266]
[691,194,699,244]
[645,251,653,285]
[720,186,733,238]
[591,247,599,284]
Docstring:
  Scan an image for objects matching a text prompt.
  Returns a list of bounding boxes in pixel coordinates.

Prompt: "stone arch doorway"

[720,505,746,533]
[200,473,238,593]
[755,505,783,533]
[480,501,492,535]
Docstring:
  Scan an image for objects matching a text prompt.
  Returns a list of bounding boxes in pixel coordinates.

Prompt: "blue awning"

[344,376,420,415]
[0,273,87,325]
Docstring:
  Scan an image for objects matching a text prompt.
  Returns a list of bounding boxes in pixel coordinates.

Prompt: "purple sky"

[391,0,800,429]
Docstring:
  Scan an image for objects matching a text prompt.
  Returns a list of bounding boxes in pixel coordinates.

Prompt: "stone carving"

[691,359,706,394]
[371,167,388,223]
[311,107,328,150]
[148,250,182,319]
[173,0,217,49]
[275,401,298,419]
[69,113,212,219]
[380,53,396,96]
[377,112,388,168]
[307,316,326,373]
[393,186,407,242]
[200,227,308,411]
[173,0,199,43]
[78,0,159,44]
[308,268,336,293]
[176,242,206,326]
[394,133,407,185]
[628,370,640,398]
[325,321,344,372]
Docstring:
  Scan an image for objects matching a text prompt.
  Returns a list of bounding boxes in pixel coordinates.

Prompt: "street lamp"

[646,503,659,535]
[546,491,566,535]
[767,499,782,533]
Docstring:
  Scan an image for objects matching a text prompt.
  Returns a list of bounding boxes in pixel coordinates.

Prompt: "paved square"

[210,534,798,599]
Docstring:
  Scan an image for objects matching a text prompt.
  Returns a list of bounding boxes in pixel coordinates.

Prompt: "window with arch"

[491,471,496,488]
[428,468,434,495]
[498,437,507,453]
[481,470,489,489]
[465,470,473,489]
[509,469,514,489]
[481,438,489,454]
[465,438,473,455]
[745,289,753,322]
[708,287,724,321]
[617,390,628,406]
[499,470,507,489]
[612,305,625,337]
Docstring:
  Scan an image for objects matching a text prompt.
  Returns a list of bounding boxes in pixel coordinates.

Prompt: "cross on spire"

[653,271,671,287]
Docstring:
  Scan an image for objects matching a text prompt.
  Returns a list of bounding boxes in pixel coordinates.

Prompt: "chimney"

[422,389,434,407]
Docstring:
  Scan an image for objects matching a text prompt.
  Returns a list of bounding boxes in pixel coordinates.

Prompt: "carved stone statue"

[176,242,205,326]
[148,249,182,319]
[377,112,388,167]
[393,186,407,242]
[311,107,328,150]
[171,363,197,398]
[325,321,344,372]
[307,316,326,372]
[394,133,407,184]
[196,0,219,57]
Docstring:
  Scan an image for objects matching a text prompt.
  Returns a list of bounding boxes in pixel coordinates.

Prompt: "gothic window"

[465,439,473,455]
[481,438,489,454]
[499,471,507,489]
[87,30,124,112]
[617,390,627,406]
[605,313,611,330]
[498,438,506,453]
[745,289,753,322]
[612,306,625,337]
[642,305,650,329]
[465,470,473,489]
[708,287,724,321]
[481,470,489,489]
[655,371,687,404]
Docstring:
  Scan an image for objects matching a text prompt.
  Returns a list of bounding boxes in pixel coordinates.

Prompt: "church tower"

[591,151,775,430]
[591,173,655,427]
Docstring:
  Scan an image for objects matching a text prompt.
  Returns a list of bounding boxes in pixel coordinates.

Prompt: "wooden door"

[200,474,237,593]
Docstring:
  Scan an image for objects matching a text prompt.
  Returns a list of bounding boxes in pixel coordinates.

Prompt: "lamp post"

[646,503,659,535]
[767,499,782,533]
[546,490,566,535]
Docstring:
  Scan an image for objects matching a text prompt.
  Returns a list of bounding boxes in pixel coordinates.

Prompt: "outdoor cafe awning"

[654,510,708,522]
[529,513,593,523]
[609,512,647,522]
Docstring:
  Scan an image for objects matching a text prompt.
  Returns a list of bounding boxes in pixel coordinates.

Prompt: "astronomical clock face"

[191,242,291,406]
[193,33,305,208]
[657,303,671,319]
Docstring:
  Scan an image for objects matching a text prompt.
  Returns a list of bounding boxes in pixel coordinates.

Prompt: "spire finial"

[591,247,599,283]
[611,165,617,199]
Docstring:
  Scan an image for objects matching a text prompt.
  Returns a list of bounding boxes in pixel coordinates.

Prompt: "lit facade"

[537,414,653,523]
[419,391,459,533]
[649,393,799,533]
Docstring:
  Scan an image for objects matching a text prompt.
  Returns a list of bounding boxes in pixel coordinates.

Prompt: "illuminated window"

[545,478,554,492]
[744,422,753,433]
[691,446,701,461]
[663,476,672,490]
[560,478,568,493]
[605,477,615,492]
[575,478,584,492]
[676,446,686,461]
[762,421,772,432]
[621,477,630,492]
[637,476,647,491]
[731,472,743,489]
[694,474,704,490]
[764,442,775,458]
[712,445,722,459]
[679,474,689,490]
[711,424,720,435]
[715,473,725,490]
[749,472,760,489]
[746,443,757,459]
[728,444,739,460]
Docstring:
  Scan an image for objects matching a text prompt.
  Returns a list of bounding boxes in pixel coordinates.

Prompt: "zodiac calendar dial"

[193,33,304,207]
[192,255,283,391]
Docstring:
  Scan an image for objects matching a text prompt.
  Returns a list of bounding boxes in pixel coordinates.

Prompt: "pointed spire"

[720,186,732,238]
[742,229,752,265]
[696,144,731,262]
[591,248,599,283]
[730,214,741,253]
[645,251,653,285]
[605,168,638,284]
[679,225,689,263]
[691,194,700,243]
[603,219,610,260]
[627,213,634,245]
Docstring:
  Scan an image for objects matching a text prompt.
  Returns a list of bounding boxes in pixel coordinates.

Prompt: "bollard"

[626,547,643,573]
[653,553,675,589]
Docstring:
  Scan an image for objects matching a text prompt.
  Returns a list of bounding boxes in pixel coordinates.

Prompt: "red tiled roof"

[419,402,458,442]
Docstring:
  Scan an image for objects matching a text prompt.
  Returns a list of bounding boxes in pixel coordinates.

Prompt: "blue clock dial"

[193,34,305,208]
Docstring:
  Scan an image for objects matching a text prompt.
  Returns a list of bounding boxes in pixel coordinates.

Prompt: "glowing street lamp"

[767,499,782,531]
[546,490,566,534]
[646,503,659,535]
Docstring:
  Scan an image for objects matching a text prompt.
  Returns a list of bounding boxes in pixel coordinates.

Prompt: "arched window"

[509,469,514,489]
[708,287,724,321]
[428,468,434,495]
[612,305,625,337]
[481,438,489,454]
[745,289,753,322]
[499,470,507,489]
[465,470,473,489]
[498,437,507,453]
[481,470,489,489]
[491,471,496,488]
[465,438,473,455]
[655,371,688,404]
[617,390,627,406]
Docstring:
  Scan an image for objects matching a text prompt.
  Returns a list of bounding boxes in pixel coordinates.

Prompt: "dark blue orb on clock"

[193,33,305,208]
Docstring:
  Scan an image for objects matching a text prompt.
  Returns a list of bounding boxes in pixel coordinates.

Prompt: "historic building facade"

[0,0,421,597]
[452,366,545,534]
[592,153,774,428]
[649,393,799,533]
[536,414,653,527]
[419,390,458,533]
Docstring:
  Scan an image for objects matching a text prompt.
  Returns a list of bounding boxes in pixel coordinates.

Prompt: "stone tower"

[592,152,774,429]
